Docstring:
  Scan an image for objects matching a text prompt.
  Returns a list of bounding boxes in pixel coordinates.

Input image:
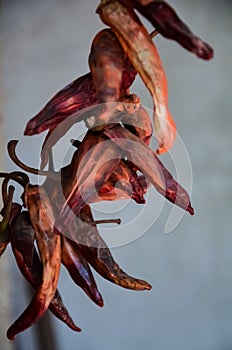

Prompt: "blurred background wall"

[0,0,232,349]
[0,104,12,350]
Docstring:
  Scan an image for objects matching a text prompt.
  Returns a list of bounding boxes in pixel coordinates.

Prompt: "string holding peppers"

[0,0,213,340]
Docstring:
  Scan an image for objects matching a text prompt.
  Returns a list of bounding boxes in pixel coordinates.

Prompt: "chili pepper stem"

[7,140,59,181]
[91,218,121,226]
[150,29,159,39]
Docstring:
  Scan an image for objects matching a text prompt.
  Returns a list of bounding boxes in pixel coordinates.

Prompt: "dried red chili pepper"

[97,0,176,154]
[11,211,35,265]
[24,39,137,136]
[64,142,147,204]
[61,236,104,307]
[44,171,147,292]
[88,29,142,128]
[122,0,214,60]
[64,204,152,291]
[40,93,140,169]
[89,28,124,105]
[0,173,25,256]
[24,73,96,136]
[0,185,20,256]
[23,26,139,169]
[103,124,194,215]
[10,211,81,333]
[57,130,121,231]
[7,185,61,340]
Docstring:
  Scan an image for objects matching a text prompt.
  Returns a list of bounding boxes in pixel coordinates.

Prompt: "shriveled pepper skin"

[0,203,21,257]
[7,186,61,340]
[61,236,104,307]
[44,175,104,308]
[97,0,176,154]
[103,124,194,215]
[89,29,124,105]
[10,211,80,333]
[62,138,147,205]
[57,130,121,232]
[126,0,214,60]
[64,205,151,291]
[11,211,35,265]
[24,73,96,136]
[24,42,136,138]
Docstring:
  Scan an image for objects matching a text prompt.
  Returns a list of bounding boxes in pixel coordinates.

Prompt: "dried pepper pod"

[11,211,35,265]
[97,0,176,154]
[44,173,146,294]
[10,211,81,333]
[0,190,13,255]
[39,92,140,169]
[24,34,137,135]
[57,130,121,231]
[64,141,147,204]
[88,28,124,123]
[122,0,214,59]
[48,291,81,332]
[62,153,147,204]
[64,204,152,291]
[0,187,21,256]
[24,73,97,136]
[61,236,104,307]
[103,124,194,215]
[23,25,139,169]
[62,159,124,204]
[0,173,23,256]
[7,185,61,340]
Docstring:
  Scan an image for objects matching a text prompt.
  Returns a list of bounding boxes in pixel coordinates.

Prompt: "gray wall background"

[0,0,232,349]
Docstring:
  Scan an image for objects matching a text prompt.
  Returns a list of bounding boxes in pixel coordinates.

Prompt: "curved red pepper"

[7,186,61,340]
[10,211,81,333]
[103,124,194,215]
[62,205,151,291]
[61,236,104,307]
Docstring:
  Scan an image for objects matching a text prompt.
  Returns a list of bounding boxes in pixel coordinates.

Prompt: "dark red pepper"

[10,211,81,333]
[61,236,104,307]
[63,204,152,291]
[118,0,214,59]
[103,124,194,215]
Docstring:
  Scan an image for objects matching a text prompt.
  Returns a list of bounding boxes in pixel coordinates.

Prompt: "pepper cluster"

[0,0,213,340]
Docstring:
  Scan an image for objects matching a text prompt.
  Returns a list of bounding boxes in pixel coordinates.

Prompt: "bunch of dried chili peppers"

[0,0,213,340]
